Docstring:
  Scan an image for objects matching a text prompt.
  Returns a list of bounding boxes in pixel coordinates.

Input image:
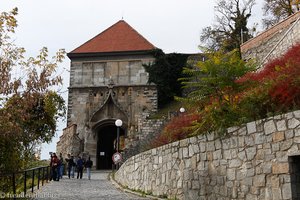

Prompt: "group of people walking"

[50,153,93,181]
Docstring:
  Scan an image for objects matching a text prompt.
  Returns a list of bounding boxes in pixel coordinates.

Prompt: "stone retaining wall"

[115,110,300,199]
[122,115,166,161]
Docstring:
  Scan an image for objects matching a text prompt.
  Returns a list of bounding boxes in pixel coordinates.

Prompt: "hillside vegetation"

[150,44,300,148]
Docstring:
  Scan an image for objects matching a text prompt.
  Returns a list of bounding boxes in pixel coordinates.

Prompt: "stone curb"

[109,173,167,200]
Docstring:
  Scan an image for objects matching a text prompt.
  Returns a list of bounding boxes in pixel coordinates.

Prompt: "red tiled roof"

[70,20,156,54]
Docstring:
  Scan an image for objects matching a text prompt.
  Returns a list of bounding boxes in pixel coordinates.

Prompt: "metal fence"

[0,166,50,199]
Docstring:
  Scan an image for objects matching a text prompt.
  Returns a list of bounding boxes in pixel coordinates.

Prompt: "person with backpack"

[84,157,93,180]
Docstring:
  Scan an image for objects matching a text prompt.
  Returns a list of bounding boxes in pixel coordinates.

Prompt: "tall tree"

[262,0,300,28]
[0,8,66,173]
[200,0,256,54]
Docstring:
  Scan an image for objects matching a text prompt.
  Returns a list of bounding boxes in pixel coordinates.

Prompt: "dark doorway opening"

[289,155,300,199]
[96,125,125,169]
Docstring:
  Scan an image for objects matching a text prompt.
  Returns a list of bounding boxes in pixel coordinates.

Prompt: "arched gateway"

[93,119,125,169]
[57,20,158,169]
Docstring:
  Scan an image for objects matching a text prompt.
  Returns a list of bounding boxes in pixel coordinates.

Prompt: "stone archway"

[95,121,125,170]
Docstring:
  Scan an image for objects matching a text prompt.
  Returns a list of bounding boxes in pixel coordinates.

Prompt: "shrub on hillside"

[179,49,255,135]
[149,44,300,148]
[239,43,300,115]
[150,113,200,148]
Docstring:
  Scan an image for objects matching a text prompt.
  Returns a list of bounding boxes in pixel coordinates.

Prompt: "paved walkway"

[33,171,151,200]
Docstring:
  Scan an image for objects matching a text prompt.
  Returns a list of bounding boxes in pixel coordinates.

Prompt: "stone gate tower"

[57,20,158,169]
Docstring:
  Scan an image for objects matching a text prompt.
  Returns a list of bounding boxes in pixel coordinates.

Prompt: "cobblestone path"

[33,171,150,200]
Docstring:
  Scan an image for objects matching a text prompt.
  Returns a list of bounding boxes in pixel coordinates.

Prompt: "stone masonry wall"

[115,110,300,200]
[122,116,166,161]
[67,55,155,128]
[241,11,300,68]
[56,124,81,158]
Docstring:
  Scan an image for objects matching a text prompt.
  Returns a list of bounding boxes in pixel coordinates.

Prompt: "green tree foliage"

[200,0,256,54]
[263,0,300,28]
[180,49,256,134]
[181,50,255,108]
[144,49,189,108]
[0,8,66,173]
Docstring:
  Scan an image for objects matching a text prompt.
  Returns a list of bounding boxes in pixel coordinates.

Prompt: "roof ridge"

[69,20,156,54]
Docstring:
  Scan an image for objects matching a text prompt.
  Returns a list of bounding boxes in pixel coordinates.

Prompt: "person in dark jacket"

[50,153,59,181]
[65,154,75,179]
[84,157,93,180]
[76,156,84,179]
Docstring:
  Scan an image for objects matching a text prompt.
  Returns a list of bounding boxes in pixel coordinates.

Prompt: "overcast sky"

[2,0,264,159]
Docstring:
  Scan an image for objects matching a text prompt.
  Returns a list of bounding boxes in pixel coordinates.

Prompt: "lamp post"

[180,107,185,114]
[115,119,123,152]
[180,107,186,124]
